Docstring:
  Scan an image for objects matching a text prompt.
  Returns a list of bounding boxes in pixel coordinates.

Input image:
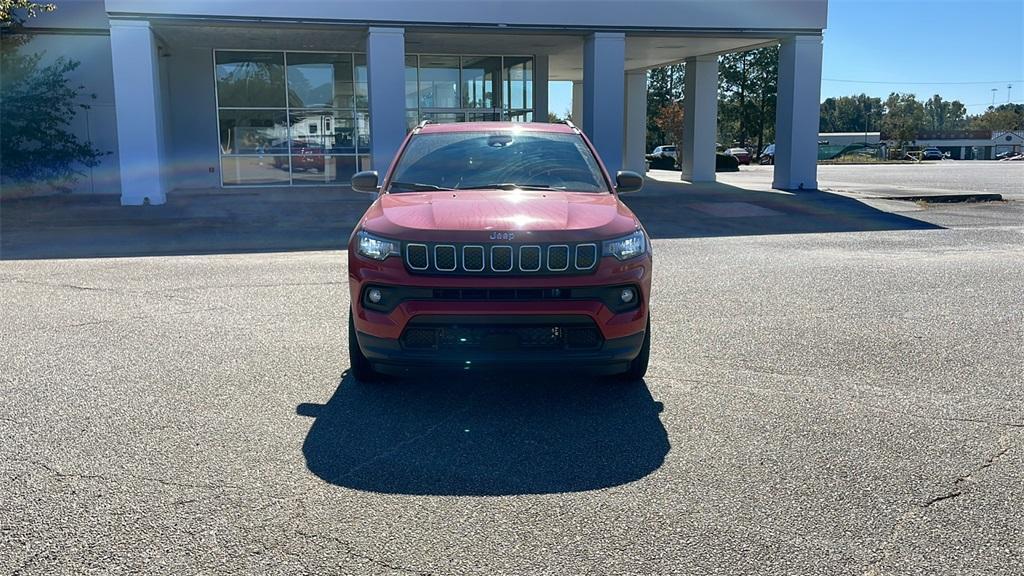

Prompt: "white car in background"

[651,145,676,160]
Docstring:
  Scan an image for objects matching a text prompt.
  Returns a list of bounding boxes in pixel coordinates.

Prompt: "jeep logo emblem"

[489,231,515,241]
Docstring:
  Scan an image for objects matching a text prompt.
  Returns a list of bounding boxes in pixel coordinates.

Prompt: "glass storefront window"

[504,57,533,111]
[216,51,287,108]
[461,56,501,108]
[354,54,368,109]
[221,155,291,186]
[217,49,370,187]
[405,55,534,127]
[286,53,354,108]
[418,56,460,109]
[405,56,418,109]
[218,110,289,155]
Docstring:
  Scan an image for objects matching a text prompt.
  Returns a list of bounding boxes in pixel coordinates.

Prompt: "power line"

[823,78,1023,85]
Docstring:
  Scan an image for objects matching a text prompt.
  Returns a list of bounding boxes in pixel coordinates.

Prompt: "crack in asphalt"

[855,403,1024,430]
[15,458,246,492]
[10,279,109,292]
[650,372,1024,430]
[862,433,1018,575]
[922,441,1014,508]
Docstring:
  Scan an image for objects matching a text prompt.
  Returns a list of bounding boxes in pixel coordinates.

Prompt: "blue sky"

[549,0,1023,118]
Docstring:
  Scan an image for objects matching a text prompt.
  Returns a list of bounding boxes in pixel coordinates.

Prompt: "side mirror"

[351,170,380,194]
[615,170,644,194]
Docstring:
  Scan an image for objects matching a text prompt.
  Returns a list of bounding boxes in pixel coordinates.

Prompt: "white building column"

[680,55,718,183]
[773,35,823,190]
[533,54,549,121]
[366,27,406,176]
[109,20,166,205]
[623,70,647,173]
[583,32,626,174]
[571,81,583,124]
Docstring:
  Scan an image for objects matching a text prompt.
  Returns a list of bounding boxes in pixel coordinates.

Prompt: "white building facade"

[16,0,829,205]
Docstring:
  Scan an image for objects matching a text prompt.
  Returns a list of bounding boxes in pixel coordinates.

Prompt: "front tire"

[349,310,381,383]
[617,316,650,382]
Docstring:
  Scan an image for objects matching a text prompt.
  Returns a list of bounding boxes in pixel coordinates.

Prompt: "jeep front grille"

[403,242,600,275]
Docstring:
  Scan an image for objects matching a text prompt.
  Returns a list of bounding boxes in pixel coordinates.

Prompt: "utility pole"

[1009,84,1014,104]
[991,88,998,107]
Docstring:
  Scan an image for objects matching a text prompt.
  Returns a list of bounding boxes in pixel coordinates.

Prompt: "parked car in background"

[651,145,676,160]
[272,140,327,172]
[724,147,752,165]
[759,144,775,165]
[921,147,944,161]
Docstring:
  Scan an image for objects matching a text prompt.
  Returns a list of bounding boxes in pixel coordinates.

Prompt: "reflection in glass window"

[286,52,354,108]
[221,155,291,185]
[405,56,418,109]
[418,56,460,108]
[504,57,533,111]
[404,55,534,127]
[461,56,501,108]
[288,110,356,154]
[291,155,358,185]
[215,51,286,108]
[354,54,368,109]
[218,110,289,154]
[217,49,369,186]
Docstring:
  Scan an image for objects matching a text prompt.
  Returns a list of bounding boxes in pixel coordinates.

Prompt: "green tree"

[881,92,926,149]
[969,103,1024,131]
[646,63,684,149]
[718,46,778,153]
[1,0,54,25]
[653,101,684,152]
[1,1,105,191]
[819,94,883,134]
[923,94,968,131]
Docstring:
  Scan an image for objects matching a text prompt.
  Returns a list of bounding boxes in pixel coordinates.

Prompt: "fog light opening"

[620,287,636,304]
[368,288,383,304]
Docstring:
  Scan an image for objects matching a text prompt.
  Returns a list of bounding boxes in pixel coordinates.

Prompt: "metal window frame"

[406,54,535,126]
[214,48,369,188]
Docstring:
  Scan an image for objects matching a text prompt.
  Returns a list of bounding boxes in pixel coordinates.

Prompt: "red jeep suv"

[347,121,651,382]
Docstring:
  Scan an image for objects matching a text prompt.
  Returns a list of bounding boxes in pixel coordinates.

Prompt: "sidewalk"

[1,175,941,260]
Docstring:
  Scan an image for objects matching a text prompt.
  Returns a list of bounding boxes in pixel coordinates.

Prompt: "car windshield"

[387,130,610,193]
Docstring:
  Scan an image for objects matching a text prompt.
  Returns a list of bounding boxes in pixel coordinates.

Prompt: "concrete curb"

[882,193,1003,203]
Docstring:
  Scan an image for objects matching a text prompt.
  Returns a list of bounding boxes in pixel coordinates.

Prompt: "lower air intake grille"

[400,321,602,351]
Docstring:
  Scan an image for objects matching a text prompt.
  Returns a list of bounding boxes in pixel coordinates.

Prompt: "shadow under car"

[297,372,669,496]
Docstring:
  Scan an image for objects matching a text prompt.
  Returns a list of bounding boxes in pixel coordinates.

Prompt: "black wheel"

[349,310,381,383]
[616,316,650,382]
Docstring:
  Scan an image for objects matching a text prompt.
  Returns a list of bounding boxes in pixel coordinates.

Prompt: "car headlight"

[602,230,647,261]
[356,230,400,261]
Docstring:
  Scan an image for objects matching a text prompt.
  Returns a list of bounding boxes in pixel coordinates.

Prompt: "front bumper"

[350,253,651,340]
[357,322,646,376]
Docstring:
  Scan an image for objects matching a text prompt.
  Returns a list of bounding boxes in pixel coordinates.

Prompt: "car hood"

[359,190,640,243]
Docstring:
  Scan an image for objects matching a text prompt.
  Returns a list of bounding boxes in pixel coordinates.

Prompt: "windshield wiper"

[389,181,455,192]
[469,183,567,191]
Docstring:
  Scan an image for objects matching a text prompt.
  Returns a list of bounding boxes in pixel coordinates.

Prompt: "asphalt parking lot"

[2,172,1023,574]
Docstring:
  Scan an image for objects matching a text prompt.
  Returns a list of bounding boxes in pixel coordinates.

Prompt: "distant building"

[879,130,1024,160]
[818,132,881,146]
